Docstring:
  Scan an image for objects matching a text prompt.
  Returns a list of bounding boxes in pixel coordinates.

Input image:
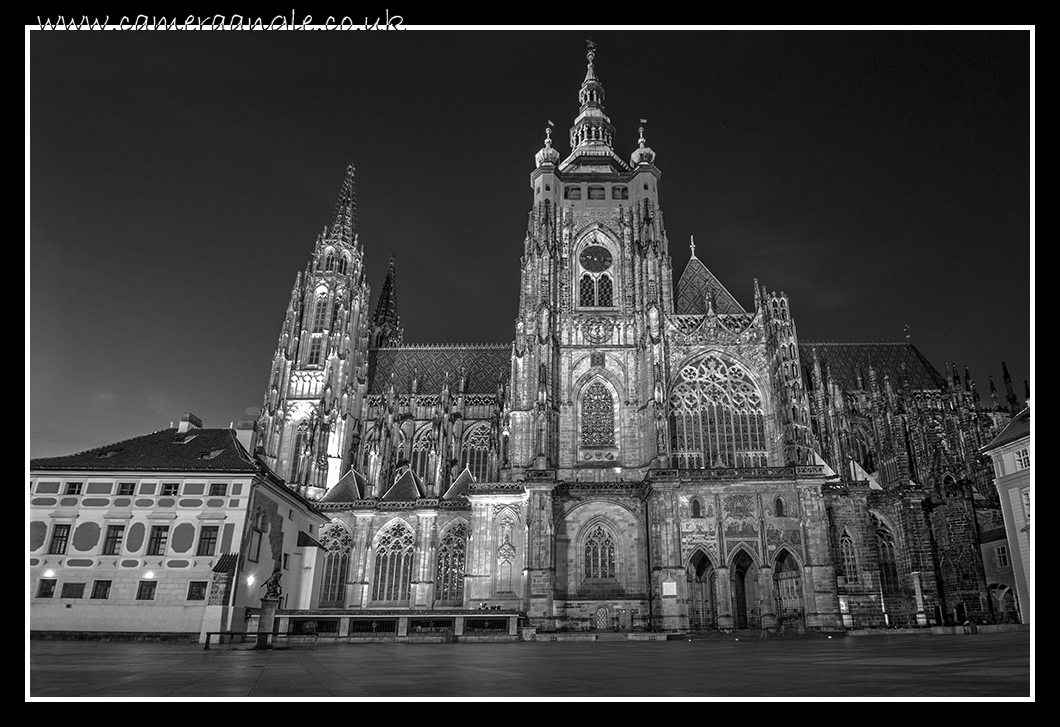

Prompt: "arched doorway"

[731,550,759,629]
[686,551,717,630]
[773,549,805,629]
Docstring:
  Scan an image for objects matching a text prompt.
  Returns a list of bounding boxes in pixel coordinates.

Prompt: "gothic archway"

[730,549,759,629]
[318,520,353,608]
[773,548,804,628]
[686,550,717,630]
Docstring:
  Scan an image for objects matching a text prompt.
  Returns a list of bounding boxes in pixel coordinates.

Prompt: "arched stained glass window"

[318,521,353,608]
[581,381,615,447]
[460,425,492,482]
[584,525,616,579]
[312,296,328,332]
[410,427,432,483]
[435,523,468,603]
[840,531,859,584]
[669,354,767,469]
[372,521,415,602]
[872,514,900,593]
[597,274,613,306]
[580,274,596,307]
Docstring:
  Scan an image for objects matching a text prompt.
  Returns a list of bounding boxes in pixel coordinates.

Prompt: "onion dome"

[631,124,656,167]
[535,126,560,167]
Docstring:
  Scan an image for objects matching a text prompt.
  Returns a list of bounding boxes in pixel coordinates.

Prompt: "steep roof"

[800,341,945,392]
[381,466,425,501]
[982,406,1030,453]
[674,256,746,316]
[442,467,474,501]
[368,344,510,395]
[30,428,261,473]
[319,468,368,503]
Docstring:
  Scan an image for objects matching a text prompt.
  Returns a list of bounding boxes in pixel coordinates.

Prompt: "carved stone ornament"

[584,317,614,344]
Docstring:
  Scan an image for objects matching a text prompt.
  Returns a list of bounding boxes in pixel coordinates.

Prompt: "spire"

[371,256,403,347]
[329,163,357,247]
[568,40,616,155]
[630,120,657,167]
[1002,361,1019,413]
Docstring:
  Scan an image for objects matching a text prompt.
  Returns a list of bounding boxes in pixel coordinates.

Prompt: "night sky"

[28,29,1032,459]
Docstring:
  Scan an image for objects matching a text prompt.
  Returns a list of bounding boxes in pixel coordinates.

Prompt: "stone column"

[758,565,777,629]
[255,598,279,649]
[412,511,437,608]
[715,566,734,630]
[525,486,556,624]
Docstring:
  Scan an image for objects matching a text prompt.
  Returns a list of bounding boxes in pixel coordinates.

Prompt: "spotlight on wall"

[144,571,155,579]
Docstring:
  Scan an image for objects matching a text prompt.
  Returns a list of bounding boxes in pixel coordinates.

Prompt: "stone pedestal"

[255,598,279,650]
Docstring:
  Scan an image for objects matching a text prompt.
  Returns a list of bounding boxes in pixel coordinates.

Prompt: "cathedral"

[252,46,1023,634]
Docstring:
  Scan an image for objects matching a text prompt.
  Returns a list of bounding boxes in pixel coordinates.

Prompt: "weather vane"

[690,235,696,257]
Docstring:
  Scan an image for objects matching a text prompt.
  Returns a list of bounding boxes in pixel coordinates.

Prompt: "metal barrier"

[203,631,318,650]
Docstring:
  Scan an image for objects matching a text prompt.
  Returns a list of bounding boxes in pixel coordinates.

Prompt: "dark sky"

[29,29,1033,459]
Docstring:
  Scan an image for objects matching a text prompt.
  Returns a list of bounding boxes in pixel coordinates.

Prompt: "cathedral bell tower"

[257,164,371,499]
[509,42,674,482]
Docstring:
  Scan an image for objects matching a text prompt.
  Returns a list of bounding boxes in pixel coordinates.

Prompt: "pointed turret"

[559,41,630,175]
[1002,361,1020,413]
[371,256,403,347]
[328,163,357,247]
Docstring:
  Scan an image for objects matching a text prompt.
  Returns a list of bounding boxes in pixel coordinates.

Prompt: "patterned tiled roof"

[30,428,261,473]
[674,256,746,316]
[800,342,945,392]
[368,344,511,395]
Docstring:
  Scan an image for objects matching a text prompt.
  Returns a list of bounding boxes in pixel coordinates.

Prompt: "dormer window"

[588,185,605,200]
[564,185,582,200]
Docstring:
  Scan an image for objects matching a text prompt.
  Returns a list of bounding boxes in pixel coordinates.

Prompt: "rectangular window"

[117,483,136,496]
[209,483,227,496]
[147,526,170,556]
[65,482,83,495]
[60,582,85,599]
[197,526,219,556]
[161,483,179,496]
[1015,447,1030,470]
[308,336,323,365]
[283,553,290,570]
[91,580,112,599]
[48,524,71,554]
[136,581,157,600]
[37,579,57,598]
[187,581,208,601]
[248,530,263,563]
[996,545,1009,568]
[102,524,125,555]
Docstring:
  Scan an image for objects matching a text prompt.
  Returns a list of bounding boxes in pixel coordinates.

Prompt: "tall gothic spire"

[372,256,403,347]
[329,163,358,247]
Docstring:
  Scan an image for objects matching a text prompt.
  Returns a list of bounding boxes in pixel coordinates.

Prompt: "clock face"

[579,245,613,273]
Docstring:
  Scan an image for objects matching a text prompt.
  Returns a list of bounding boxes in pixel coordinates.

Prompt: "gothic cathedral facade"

[254,48,1019,633]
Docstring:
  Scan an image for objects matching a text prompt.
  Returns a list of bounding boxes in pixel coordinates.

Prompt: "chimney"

[235,420,259,456]
[178,412,203,433]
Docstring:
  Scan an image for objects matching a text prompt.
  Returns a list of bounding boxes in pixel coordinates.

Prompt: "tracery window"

[840,531,859,584]
[578,244,615,307]
[319,521,353,608]
[307,337,323,366]
[435,523,468,602]
[410,427,433,483]
[313,296,328,332]
[581,381,615,447]
[584,525,616,579]
[460,425,492,482]
[372,521,415,602]
[872,515,899,593]
[669,354,767,469]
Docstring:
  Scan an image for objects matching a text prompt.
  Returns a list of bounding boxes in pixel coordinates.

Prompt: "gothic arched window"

[372,521,415,602]
[410,427,432,483]
[691,499,703,518]
[581,381,615,447]
[584,525,616,579]
[775,497,786,518]
[318,521,353,608]
[435,523,468,603]
[312,296,329,332]
[338,255,348,275]
[324,252,335,271]
[460,425,492,482]
[840,531,859,584]
[577,243,615,308]
[669,354,767,469]
[873,514,900,593]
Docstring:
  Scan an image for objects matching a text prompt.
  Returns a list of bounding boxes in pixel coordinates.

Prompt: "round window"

[579,245,613,273]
